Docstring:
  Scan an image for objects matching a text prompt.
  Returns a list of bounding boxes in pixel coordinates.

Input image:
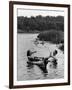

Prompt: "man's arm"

[31,51,37,55]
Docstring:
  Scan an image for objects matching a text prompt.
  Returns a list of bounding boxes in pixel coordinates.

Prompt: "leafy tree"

[17,15,64,33]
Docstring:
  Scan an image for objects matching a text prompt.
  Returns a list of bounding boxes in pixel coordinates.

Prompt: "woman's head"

[53,50,58,56]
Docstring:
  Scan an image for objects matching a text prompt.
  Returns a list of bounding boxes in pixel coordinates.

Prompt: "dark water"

[17,34,64,81]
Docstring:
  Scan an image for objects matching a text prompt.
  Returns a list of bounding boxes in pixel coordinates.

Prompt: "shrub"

[37,30,64,44]
[59,44,64,51]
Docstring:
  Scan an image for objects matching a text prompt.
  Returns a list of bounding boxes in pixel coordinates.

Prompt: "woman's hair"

[53,50,58,56]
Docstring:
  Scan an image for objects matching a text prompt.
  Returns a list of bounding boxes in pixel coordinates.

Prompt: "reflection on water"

[17,34,64,81]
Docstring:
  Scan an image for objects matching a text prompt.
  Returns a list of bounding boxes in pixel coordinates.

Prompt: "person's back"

[27,50,31,57]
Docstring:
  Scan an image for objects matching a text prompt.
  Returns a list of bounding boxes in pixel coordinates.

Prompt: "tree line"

[17,15,64,33]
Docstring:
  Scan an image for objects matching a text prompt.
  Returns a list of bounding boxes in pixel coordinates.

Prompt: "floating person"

[27,50,37,68]
[50,50,58,67]
[27,49,58,73]
[27,50,36,57]
[27,54,51,73]
[27,50,43,62]
[27,57,49,73]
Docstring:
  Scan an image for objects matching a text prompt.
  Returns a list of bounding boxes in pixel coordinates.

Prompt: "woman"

[53,50,58,56]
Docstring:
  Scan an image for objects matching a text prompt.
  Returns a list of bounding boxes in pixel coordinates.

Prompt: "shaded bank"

[37,30,64,52]
[37,30,64,44]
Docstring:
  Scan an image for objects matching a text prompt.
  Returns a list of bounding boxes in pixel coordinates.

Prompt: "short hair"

[27,50,31,56]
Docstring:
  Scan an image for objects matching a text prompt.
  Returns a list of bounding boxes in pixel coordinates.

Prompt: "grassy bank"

[17,29,40,33]
[37,30,64,44]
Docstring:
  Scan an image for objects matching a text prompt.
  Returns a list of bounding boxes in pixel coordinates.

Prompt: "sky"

[17,9,64,17]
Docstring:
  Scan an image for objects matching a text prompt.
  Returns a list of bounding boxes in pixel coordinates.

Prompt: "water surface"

[17,33,64,81]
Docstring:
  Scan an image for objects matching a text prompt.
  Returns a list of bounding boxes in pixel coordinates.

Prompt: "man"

[27,50,36,57]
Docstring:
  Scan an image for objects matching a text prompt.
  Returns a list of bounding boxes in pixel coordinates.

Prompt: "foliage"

[17,15,64,33]
[37,30,64,44]
[59,44,64,51]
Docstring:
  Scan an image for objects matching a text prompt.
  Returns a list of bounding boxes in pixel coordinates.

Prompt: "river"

[17,33,64,81]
